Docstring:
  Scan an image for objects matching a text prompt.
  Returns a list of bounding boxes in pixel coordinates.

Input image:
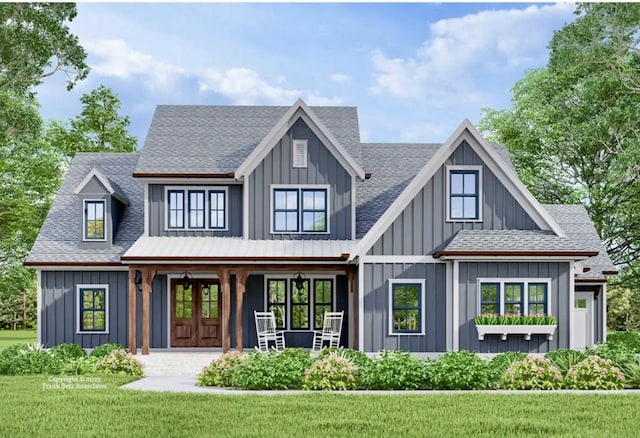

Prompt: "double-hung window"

[477,279,551,316]
[388,279,425,335]
[166,186,227,230]
[447,166,482,221]
[272,186,328,233]
[265,277,335,330]
[77,285,108,333]
[84,200,106,240]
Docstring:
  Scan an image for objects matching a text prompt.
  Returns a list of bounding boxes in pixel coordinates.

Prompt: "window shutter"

[292,140,308,168]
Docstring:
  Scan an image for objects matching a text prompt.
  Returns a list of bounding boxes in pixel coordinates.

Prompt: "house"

[25,99,617,355]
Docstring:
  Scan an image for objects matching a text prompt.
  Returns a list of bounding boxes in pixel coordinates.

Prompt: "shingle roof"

[543,204,617,280]
[25,153,143,264]
[134,105,362,175]
[433,229,595,257]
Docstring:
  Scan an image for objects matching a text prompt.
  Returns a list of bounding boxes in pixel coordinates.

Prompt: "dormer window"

[83,200,106,241]
[446,166,482,221]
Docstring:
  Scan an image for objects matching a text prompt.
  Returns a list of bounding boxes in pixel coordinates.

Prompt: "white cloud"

[370,3,574,100]
[84,39,187,90]
[199,68,301,105]
[330,73,352,82]
[305,94,344,106]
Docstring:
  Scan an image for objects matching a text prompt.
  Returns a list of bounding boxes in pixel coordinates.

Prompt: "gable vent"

[292,140,308,168]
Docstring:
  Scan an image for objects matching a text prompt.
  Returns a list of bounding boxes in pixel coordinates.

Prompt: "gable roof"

[235,98,365,180]
[134,101,363,177]
[351,120,566,259]
[25,153,142,265]
[73,168,129,205]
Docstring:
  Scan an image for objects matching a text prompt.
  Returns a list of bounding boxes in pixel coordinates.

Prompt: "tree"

[480,3,640,268]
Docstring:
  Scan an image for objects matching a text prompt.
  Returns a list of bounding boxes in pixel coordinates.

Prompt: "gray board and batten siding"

[362,263,448,353]
[458,262,572,353]
[148,184,243,237]
[248,118,353,240]
[368,140,539,256]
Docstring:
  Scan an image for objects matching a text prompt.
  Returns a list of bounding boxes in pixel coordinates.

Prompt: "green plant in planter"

[474,314,557,325]
[564,355,625,390]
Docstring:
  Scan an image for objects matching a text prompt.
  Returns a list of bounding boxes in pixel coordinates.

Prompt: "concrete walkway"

[121,376,640,395]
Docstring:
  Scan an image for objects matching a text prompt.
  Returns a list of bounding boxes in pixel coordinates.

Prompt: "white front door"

[574,292,594,350]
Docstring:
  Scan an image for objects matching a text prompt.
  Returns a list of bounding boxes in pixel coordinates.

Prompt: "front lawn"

[0,330,36,349]
[0,376,639,437]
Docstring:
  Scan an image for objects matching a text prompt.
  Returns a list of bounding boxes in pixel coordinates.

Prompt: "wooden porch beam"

[128,267,137,355]
[235,268,251,352]
[218,268,231,353]
[141,268,157,355]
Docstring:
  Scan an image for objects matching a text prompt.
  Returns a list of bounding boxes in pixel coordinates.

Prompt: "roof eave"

[433,250,599,259]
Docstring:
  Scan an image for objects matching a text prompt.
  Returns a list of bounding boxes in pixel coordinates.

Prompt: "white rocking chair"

[254,311,285,352]
[312,311,344,352]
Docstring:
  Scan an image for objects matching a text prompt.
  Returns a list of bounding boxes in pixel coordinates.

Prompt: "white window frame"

[388,279,426,336]
[445,165,483,222]
[82,199,107,242]
[76,284,109,334]
[164,186,229,231]
[292,139,308,168]
[263,274,337,331]
[270,184,331,234]
[476,278,552,316]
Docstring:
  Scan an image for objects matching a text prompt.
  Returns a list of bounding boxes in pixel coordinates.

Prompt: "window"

[265,277,334,330]
[84,200,106,240]
[272,186,329,233]
[447,166,482,221]
[388,279,425,335]
[77,285,108,333]
[477,279,551,316]
[165,186,228,230]
[292,139,308,168]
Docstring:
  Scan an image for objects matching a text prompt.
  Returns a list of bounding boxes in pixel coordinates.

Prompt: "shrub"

[94,349,143,377]
[359,350,429,390]
[545,349,588,376]
[488,352,527,386]
[314,347,370,369]
[50,343,87,362]
[0,344,64,375]
[90,343,125,359]
[620,357,640,389]
[605,332,640,354]
[61,357,99,375]
[588,343,636,369]
[428,350,491,390]
[196,351,248,387]
[564,355,625,390]
[231,349,310,390]
[303,352,358,391]
[502,356,563,390]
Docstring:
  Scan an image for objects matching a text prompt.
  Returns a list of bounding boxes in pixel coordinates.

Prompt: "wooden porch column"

[141,268,157,355]
[128,267,137,355]
[347,267,358,350]
[219,268,231,353]
[235,268,250,352]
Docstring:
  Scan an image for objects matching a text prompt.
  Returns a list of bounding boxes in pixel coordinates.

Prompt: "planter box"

[475,324,557,341]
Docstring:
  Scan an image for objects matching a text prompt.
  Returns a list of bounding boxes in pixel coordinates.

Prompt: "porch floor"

[135,351,223,376]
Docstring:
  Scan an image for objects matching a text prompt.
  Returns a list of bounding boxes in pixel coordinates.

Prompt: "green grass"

[0,376,640,437]
[0,330,36,349]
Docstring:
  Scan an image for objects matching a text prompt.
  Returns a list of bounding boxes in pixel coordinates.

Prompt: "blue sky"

[36,2,576,147]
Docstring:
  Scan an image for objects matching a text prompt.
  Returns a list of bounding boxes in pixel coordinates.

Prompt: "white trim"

[143,182,149,236]
[243,177,249,240]
[452,260,459,350]
[36,270,42,345]
[126,260,351,266]
[437,255,590,262]
[358,258,365,352]
[82,199,108,242]
[350,119,566,260]
[269,184,331,234]
[388,278,426,336]
[263,274,337,331]
[34,266,129,271]
[76,284,109,334]
[569,262,576,349]
[445,165,483,222]
[361,255,443,264]
[602,282,607,343]
[163,185,229,232]
[235,98,365,180]
[351,174,356,240]
[476,278,553,316]
[445,261,452,350]
[292,139,308,168]
[139,177,242,184]
[74,168,129,205]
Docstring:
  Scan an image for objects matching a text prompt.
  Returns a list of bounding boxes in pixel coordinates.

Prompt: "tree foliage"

[480,3,640,267]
